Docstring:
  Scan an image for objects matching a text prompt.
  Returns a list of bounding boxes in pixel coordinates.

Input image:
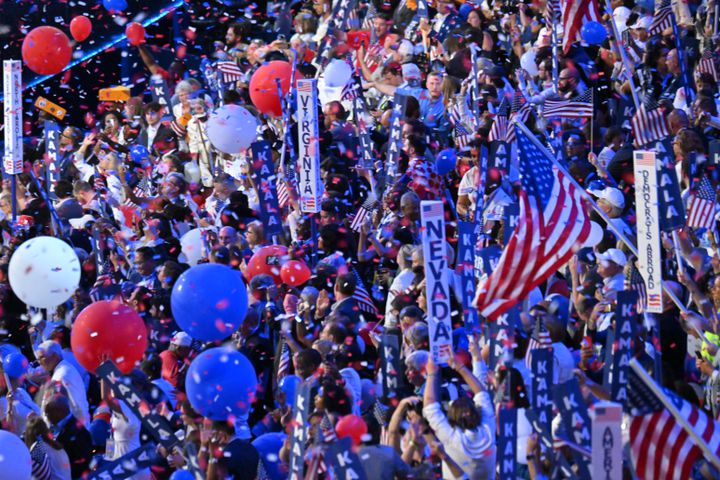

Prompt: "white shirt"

[423,392,496,479]
[51,359,90,426]
[385,268,415,327]
[145,123,160,150]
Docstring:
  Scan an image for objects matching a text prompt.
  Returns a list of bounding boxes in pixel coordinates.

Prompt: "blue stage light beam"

[1,0,184,101]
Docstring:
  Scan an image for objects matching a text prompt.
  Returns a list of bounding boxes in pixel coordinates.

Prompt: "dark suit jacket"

[327,296,362,330]
[137,123,178,156]
[57,415,93,479]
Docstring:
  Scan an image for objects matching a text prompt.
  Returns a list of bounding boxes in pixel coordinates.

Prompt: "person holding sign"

[422,346,496,479]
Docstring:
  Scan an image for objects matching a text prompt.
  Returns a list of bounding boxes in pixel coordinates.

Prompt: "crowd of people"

[2,0,720,478]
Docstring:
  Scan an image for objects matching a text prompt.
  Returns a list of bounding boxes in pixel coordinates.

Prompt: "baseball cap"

[613,6,632,32]
[597,248,627,267]
[171,331,192,347]
[401,63,422,81]
[596,187,625,210]
[69,214,97,230]
[631,15,652,30]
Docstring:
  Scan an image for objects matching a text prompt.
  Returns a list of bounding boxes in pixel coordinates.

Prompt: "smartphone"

[696,351,703,360]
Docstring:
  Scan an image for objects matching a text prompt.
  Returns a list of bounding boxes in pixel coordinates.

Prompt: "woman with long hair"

[24,415,72,480]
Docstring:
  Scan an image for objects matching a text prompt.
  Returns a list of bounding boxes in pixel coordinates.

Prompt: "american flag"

[625,261,648,314]
[561,0,602,53]
[544,0,560,25]
[320,412,337,442]
[362,0,377,29]
[631,95,670,147]
[541,89,593,118]
[697,49,718,82]
[277,168,296,208]
[276,339,290,383]
[349,197,377,232]
[687,175,717,230]
[628,359,720,480]
[454,121,474,149]
[350,266,379,317]
[488,97,510,142]
[277,178,289,208]
[504,92,533,144]
[475,125,591,320]
[648,0,673,36]
[363,43,385,72]
[525,314,552,369]
[216,61,243,84]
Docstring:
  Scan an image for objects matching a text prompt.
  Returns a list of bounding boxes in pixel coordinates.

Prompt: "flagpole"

[513,120,689,316]
[551,4,559,93]
[603,0,641,110]
[630,358,720,471]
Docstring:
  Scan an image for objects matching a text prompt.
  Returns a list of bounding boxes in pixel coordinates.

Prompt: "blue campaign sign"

[251,141,284,237]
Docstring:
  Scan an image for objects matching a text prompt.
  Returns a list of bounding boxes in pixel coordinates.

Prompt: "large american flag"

[504,92,533,144]
[631,95,670,147]
[697,49,718,82]
[561,0,602,53]
[488,97,510,142]
[628,359,720,480]
[541,89,593,118]
[475,124,591,320]
[687,175,717,230]
[648,0,673,36]
[216,61,244,84]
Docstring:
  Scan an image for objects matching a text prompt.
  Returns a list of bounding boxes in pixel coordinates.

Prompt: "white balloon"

[323,59,352,88]
[181,228,207,266]
[0,427,32,479]
[9,236,80,308]
[206,105,259,154]
[583,221,604,248]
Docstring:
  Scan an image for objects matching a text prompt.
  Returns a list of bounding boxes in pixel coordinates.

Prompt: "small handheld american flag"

[687,175,717,230]
[349,197,378,232]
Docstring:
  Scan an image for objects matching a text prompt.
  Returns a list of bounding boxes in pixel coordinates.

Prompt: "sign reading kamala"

[421,200,452,364]
[251,141,283,236]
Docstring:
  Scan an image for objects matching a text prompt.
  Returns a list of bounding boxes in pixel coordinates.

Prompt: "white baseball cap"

[171,332,192,347]
[597,248,627,267]
[631,15,652,30]
[613,7,632,33]
[401,63,422,81]
[591,186,625,210]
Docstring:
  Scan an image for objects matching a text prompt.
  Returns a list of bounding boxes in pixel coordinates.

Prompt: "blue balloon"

[0,343,20,359]
[581,21,607,45]
[459,3,473,21]
[436,148,457,175]
[279,375,301,407]
[171,264,248,341]
[186,347,258,420]
[103,0,128,12]
[169,471,194,480]
[129,144,150,165]
[2,352,28,379]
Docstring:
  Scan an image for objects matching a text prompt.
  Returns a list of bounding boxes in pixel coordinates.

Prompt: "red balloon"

[244,245,288,284]
[70,16,92,42]
[126,22,146,46]
[249,61,300,117]
[336,414,368,446]
[71,300,148,374]
[280,260,312,286]
[21,26,72,75]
